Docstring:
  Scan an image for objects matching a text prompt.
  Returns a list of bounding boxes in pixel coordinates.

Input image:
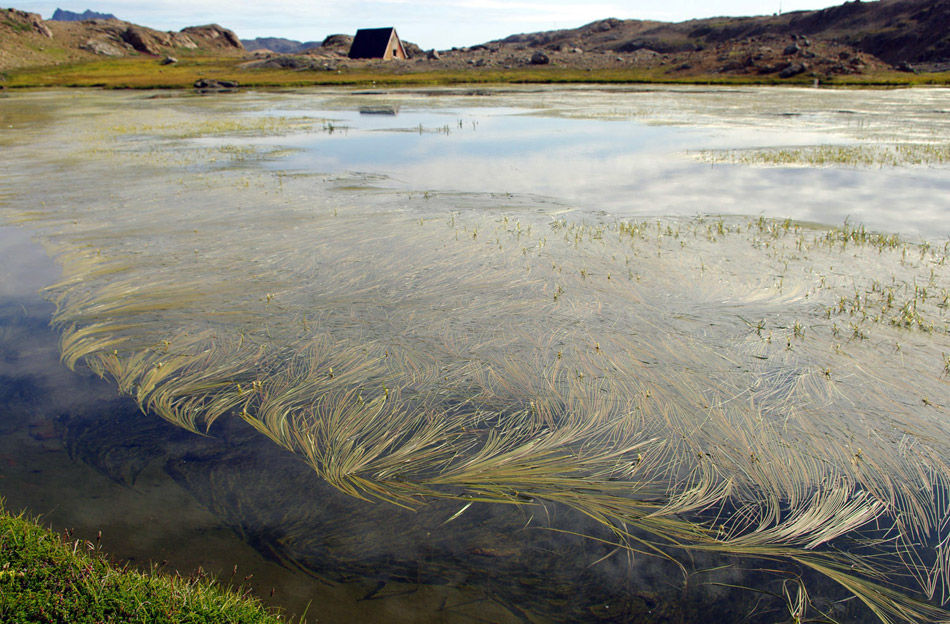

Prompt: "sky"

[21,1,850,49]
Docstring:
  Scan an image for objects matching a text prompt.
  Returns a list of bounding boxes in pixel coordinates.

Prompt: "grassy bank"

[2,56,950,89]
[0,501,297,624]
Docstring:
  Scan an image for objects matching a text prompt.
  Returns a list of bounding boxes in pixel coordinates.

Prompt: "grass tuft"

[0,500,296,623]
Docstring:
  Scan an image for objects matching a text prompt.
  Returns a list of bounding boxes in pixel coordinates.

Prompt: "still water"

[1,86,950,623]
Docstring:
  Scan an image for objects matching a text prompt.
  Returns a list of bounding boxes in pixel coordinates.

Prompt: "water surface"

[1,86,949,624]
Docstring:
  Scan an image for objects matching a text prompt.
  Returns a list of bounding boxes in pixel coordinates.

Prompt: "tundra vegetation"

[1,88,949,623]
[0,501,290,623]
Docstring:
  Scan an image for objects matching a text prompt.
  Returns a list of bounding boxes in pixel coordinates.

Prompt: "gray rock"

[530,51,550,65]
[81,39,125,57]
[194,78,240,90]
[30,16,53,39]
[427,49,440,60]
[783,43,801,56]
[161,56,178,65]
[779,63,808,78]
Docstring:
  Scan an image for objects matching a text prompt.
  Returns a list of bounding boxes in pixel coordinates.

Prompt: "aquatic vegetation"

[2,89,950,623]
[695,142,950,168]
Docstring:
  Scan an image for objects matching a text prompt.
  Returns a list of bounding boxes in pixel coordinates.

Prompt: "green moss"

[4,56,950,89]
[0,500,296,624]
[1,19,31,34]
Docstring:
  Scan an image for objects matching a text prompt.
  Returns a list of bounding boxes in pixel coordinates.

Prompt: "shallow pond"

[1,86,950,623]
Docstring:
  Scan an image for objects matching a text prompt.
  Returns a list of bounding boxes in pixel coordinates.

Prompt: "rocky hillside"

[241,37,322,54]
[3,0,950,80]
[484,0,950,72]
[0,7,243,71]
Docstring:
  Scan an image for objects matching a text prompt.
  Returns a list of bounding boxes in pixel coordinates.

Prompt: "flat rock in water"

[193,78,240,90]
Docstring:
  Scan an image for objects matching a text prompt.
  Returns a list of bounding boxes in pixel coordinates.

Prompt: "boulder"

[427,49,441,60]
[31,16,53,39]
[779,62,808,78]
[194,78,240,90]
[530,51,550,65]
[783,43,801,55]
[161,56,178,65]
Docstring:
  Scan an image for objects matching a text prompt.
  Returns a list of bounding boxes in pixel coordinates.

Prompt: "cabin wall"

[386,32,407,60]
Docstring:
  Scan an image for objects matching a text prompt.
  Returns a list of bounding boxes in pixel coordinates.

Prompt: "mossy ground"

[0,501,296,624]
[2,55,949,89]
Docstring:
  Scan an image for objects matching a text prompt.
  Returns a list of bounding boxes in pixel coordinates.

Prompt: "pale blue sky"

[23,1,848,49]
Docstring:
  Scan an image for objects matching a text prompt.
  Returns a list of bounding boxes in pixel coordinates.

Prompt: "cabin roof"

[349,27,401,59]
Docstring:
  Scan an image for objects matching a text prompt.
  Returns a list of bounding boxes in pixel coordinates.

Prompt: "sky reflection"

[253,100,950,239]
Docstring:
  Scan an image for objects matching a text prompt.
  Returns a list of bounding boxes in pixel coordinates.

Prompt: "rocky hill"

[481,0,950,73]
[3,0,950,79]
[241,37,322,54]
[0,7,243,71]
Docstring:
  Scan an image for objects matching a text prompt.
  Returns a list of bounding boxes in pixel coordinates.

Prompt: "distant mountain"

[50,8,118,21]
[242,37,322,54]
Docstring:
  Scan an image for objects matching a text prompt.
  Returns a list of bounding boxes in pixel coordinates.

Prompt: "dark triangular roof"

[349,27,399,59]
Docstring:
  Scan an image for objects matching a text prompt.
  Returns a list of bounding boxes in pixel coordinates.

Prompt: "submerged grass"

[2,90,950,623]
[696,143,950,168]
[0,500,293,624]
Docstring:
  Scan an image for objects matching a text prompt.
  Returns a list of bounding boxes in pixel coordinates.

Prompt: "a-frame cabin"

[348,27,408,60]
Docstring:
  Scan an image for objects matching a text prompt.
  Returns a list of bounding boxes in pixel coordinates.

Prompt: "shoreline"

[3,56,950,90]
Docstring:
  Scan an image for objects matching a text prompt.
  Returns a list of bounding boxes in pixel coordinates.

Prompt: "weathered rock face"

[122,25,163,55]
[321,34,354,49]
[80,39,125,57]
[2,9,52,38]
[180,24,243,50]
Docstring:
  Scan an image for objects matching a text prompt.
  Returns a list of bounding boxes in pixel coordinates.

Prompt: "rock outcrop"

[181,24,243,50]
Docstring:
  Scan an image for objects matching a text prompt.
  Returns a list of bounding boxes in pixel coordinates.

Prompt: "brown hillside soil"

[0,1,944,85]
[0,7,242,72]
[239,33,887,83]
